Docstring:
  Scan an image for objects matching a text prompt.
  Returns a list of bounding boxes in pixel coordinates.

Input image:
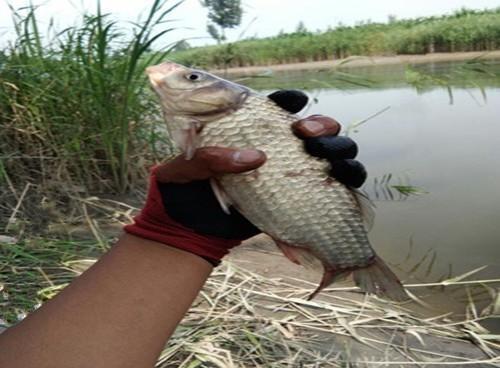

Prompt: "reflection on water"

[239,61,500,317]
[370,173,428,201]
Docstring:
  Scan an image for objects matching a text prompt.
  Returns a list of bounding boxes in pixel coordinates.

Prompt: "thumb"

[155,147,266,183]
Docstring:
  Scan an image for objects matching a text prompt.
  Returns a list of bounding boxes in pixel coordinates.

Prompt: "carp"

[146,62,407,301]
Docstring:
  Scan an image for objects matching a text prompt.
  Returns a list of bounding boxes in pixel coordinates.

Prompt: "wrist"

[117,233,216,269]
[124,215,240,265]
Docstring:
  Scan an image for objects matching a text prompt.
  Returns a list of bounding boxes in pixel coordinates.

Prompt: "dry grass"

[3,232,498,367]
[0,176,498,367]
[159,263,500,367]
[1,197,499,366]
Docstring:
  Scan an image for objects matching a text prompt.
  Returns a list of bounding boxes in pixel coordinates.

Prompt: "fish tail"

[352,255,408,301]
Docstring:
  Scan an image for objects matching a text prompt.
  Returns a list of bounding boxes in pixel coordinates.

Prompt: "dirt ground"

[212,50,500,75]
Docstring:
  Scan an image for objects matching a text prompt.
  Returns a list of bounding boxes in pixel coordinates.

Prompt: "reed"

[0,0,181,195]
[171,8,500,69]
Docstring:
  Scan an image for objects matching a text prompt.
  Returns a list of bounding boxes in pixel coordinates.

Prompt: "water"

[241,60,500,316]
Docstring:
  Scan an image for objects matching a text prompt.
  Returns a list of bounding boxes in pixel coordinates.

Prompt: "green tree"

[295,21,309,35]
[201,0,243,43]
[173,40,191,52]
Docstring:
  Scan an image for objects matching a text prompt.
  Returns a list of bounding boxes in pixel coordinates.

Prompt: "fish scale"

[147,61,407,300]
[199,95,374,269]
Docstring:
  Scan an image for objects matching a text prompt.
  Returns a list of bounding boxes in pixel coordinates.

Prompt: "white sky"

[1,0,499,47]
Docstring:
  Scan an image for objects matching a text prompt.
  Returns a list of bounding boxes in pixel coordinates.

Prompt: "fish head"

[146,61,250,122]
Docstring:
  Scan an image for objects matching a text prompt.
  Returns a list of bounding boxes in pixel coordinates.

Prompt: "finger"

[268,90,308,113]
[304,136,358,161]
[329,159,367,188]
[292,115,341,138]
[155,147,267,183]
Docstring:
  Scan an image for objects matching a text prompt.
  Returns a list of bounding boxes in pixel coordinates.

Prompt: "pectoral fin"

[210,178,232,214]
[171,121,201,160]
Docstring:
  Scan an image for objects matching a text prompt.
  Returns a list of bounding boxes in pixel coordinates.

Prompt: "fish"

[146,61,407,301]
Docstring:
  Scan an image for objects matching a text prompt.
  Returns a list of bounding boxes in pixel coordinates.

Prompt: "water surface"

[242,61,500,286]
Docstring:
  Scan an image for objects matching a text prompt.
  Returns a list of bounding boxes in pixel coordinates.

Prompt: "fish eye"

[185,72,203,81]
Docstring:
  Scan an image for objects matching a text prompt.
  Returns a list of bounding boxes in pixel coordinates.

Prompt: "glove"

[268,90,366,188]
[124,90,367,265]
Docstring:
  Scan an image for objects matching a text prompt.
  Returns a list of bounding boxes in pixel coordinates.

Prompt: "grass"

[1,230,499,366]
[171,8,500,69]
[0,238,102,324]
[0,0,179,197]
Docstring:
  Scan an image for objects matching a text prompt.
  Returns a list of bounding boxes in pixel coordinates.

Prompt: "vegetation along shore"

[171,8,500,69]
[211,50,500,75]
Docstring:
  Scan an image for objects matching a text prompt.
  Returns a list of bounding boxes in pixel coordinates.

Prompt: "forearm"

[0,234,212,368]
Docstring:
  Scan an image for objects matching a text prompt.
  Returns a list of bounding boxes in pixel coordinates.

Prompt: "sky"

[1,0,499,47]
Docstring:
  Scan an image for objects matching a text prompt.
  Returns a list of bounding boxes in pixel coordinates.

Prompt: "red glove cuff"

[124,167,241,264]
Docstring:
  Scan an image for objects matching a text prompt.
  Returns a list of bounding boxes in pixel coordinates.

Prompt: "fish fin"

[353,255,408,302]
[184,122,200,160]
[308,268,350,300]
[171,121,200,160]
[351,189,376,231]
[210,179,232,214]
[274,239,323,269]
[275,241,301,265]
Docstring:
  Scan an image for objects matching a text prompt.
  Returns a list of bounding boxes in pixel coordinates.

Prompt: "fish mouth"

[146,61,184,86]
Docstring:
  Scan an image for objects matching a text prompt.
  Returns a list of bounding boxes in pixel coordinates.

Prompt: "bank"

[212,50,500,76]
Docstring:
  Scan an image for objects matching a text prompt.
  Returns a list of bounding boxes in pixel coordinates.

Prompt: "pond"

[239,60,500,316]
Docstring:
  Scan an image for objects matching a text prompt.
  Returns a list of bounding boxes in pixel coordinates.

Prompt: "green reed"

[0,1,181,194]
[171,8,500,69]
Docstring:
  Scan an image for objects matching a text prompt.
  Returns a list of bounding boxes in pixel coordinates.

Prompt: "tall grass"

[0,0,180,196]
[171,8,500,69]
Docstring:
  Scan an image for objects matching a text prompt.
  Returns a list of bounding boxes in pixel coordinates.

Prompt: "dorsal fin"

[351,189,375,231]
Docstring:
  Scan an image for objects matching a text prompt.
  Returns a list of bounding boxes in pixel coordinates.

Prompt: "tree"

[388,14,397,24]
[295,21,309,35]
[200,0,243,43]
[173,40,191,52]
[206,23,222,41]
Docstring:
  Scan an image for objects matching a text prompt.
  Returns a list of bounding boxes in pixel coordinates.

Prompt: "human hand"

[124,90,367,265]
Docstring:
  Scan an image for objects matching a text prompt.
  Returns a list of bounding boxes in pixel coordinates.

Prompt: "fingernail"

[301,119,326,135]
[233,149,263,164]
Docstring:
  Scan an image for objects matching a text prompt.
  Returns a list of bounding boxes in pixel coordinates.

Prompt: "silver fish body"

[147,62,407,301]
[200,95,374,267]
